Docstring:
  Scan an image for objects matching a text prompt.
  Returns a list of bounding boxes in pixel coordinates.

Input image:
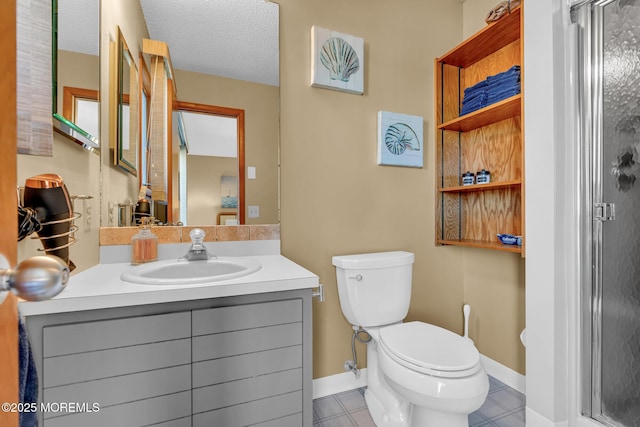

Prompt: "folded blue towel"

[19,316,38,427]
[487,88,521,104]
[461,90,489,115]
[462,90,487,105]
[461,101,487,115]
[459,66,521,116]
[464,79,488,95]
[488,72,520,82]
[487,77,520,88]
[486,65,520,79]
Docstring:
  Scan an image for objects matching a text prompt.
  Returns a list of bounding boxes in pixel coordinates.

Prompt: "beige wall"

[100,0,150,226]
[17,50,100,273]
[174,70,280,225]
[463,0,502,38]
[279,0,464,379]
[15,0,525,376]
[279,0,525,378]
[186,155,237,225]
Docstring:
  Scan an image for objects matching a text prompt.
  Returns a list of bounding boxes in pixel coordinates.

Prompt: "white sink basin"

[121,257,262,285]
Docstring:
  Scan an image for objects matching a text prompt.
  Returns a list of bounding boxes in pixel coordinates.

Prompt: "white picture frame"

[377,111,424,168]
[311,26,364,95]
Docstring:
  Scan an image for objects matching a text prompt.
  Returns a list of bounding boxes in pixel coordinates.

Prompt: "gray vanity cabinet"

[192,300,304,426]
[25,290,312,427]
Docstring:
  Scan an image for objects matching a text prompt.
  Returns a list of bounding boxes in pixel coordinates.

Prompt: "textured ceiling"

[57,0,279,87]
[140,0,279,87]
[57,0,279,155]
[58,0,100,56]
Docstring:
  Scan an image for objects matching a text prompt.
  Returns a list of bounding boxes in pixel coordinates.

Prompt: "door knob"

[0,254,69,301]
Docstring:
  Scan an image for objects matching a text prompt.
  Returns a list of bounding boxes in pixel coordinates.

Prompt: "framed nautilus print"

[377,111,424,168]
[311,26,364,95]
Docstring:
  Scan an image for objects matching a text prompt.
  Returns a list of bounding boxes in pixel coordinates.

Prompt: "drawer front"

[149,416,192,427]
[192,322,302,361]
[193,390,302,427]
[42,390,192,427]
[255,413,303,427]
[43,364,191,418]
[193,345,302,388]
[44,338,191,388]
[193,368,301,414]
[43,311,191,357]
[192,299,301,336]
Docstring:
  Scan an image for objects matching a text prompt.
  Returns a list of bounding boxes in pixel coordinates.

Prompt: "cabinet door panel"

[193,345,302,387]
[150,417,192,427]
[43,311,190,357]
[149,417,191,427]
[193,390,302,427]
[193,322,302,361]
[44,338,191,387]
[254,413,303,427]
[43,365,191,415]
[43,390,192,427]
[192,299,301,336]
[193,368,302,414]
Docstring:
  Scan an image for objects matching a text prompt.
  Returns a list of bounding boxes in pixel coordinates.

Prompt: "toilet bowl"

[332,251,489,427]
[374,322,488,426]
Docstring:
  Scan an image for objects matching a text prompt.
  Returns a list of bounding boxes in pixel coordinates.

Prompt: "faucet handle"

[190,228,205,245]
[184,228,213,261]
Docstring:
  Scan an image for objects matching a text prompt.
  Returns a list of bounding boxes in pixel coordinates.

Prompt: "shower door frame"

[575,0,634,425]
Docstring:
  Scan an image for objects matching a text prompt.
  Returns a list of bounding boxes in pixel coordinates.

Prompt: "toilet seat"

[379,321,481,378]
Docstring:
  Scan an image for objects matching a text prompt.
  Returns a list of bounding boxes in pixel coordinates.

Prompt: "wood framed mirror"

[114,27,139,176]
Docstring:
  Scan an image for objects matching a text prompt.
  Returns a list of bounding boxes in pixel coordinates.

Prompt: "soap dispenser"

[131,217,158,265]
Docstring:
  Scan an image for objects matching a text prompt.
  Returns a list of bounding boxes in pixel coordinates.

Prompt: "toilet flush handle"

[348,274,363,281]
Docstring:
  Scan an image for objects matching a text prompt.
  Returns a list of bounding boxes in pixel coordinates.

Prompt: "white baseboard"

[480,354,526,394]
[312,368,368,399]
[526,407,569,427]
[312,354,525,400]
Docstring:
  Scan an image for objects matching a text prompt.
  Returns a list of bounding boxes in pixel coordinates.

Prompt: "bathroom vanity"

[20,253,318,427]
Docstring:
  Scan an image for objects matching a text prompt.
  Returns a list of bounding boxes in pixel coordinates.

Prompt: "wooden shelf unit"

[435,6,524,255]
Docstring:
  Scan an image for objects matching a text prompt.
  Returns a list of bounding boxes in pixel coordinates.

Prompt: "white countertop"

[20,255,319,316]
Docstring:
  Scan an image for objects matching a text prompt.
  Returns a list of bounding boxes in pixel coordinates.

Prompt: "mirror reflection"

[100,0,280,227]
[178,107,244,226]
[115,28,139,176]
[53,0,100,151]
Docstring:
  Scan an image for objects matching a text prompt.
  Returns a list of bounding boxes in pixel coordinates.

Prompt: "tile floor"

[313,376,525,427]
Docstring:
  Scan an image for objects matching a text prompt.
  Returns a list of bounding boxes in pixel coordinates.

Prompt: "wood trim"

[61,86,99,122]
[519,5,526,258]
[167,79,174,223]
[142,39,177,95]
[437,239,522,254]
[0,0,19,425]
[437,5,521,67]
[175,101,246,224]
[434,5,524,252]
[237,110,246,225]
[437,95,521,132]
[0,0,17,265]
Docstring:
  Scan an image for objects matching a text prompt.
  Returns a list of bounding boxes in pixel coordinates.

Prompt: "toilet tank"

[332,251,414,327]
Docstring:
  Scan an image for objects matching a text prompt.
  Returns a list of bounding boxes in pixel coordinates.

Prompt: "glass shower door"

[584,0,640,425]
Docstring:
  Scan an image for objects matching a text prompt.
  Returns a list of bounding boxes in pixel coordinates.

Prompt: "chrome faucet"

[183,228,213,261]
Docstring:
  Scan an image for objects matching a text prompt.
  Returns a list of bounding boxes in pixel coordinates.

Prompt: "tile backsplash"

[99,224,280,246]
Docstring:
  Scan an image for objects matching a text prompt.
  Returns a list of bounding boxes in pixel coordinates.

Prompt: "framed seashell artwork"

[377,111,424,168]
[311,26,364,94]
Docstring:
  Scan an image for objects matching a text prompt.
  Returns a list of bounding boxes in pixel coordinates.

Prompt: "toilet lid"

[379,321,480,377]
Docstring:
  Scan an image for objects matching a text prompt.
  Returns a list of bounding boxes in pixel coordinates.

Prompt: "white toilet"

[332,251,489,427]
